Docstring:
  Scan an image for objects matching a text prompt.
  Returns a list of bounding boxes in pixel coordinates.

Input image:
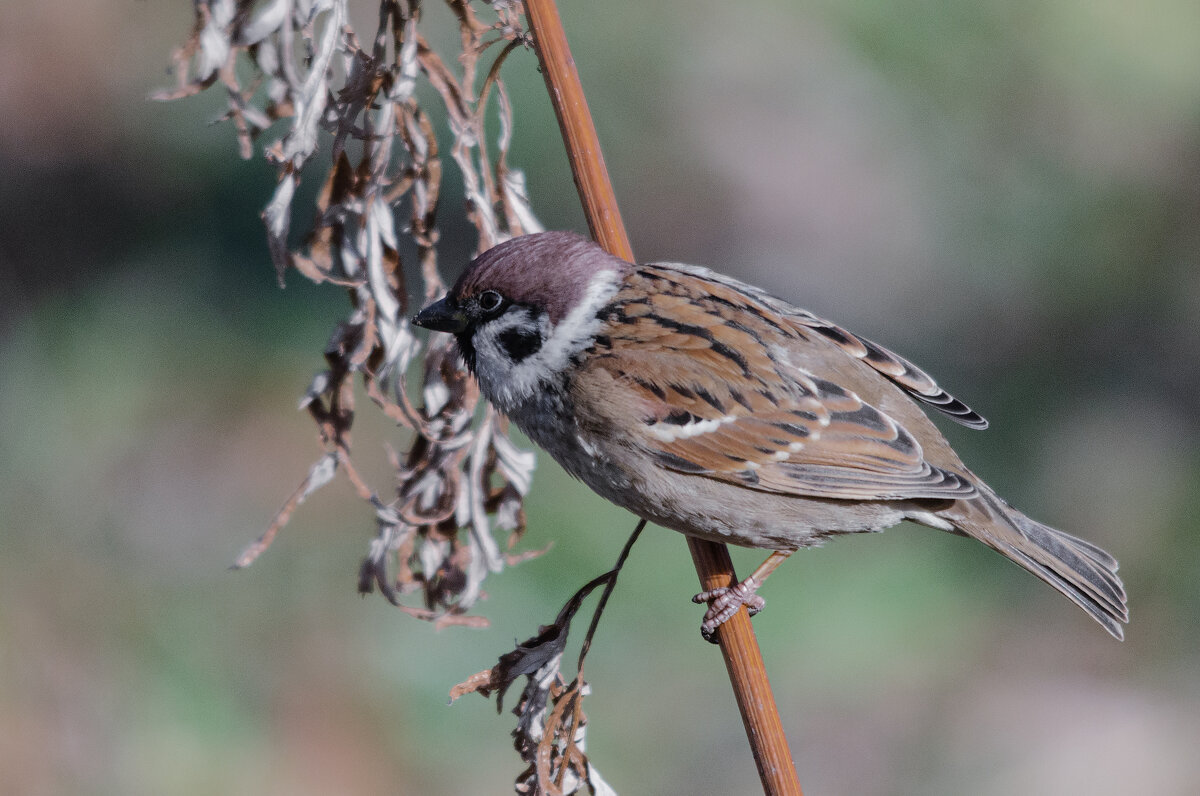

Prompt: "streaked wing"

[787,311,989,429]
[652,261,989,429]
[630,369,974,501]
[579,265,977,502]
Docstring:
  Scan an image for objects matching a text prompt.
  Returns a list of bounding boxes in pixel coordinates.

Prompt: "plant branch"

[577,520,645,670]
[521,0,631,258]
[521,1,803,793]
[686,538,801,795]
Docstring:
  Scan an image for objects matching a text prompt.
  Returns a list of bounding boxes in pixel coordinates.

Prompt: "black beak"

[412,297,468,334]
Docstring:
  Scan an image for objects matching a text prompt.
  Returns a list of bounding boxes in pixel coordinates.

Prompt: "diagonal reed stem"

[520,2,803,793]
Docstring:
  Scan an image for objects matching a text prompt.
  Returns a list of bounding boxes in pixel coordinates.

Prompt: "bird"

[412,231,1127,641]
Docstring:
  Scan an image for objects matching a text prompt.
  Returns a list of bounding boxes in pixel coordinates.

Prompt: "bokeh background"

[3,1,1199,794]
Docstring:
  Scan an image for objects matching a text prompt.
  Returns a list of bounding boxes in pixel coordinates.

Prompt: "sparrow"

[412,231,1127,640]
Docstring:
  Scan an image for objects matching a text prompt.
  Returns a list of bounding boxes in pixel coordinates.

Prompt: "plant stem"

[686,538,802,795]
[520,2,802,793]
[521,0,630,256]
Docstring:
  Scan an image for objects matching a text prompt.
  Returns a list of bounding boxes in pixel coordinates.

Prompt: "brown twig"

[521,1,803,793]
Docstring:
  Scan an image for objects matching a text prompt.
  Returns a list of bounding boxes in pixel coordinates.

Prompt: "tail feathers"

[957,493,1128,640]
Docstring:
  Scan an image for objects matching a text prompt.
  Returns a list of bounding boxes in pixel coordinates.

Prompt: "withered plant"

[162,2,799,794]
[159,0,541,626]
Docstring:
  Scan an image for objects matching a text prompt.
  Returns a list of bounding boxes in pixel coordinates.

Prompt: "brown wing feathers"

[789,312,989,429]
[585,265,977,502]
[631,263,988,429]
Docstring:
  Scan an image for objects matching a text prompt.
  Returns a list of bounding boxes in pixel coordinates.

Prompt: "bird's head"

[412,231,630,410]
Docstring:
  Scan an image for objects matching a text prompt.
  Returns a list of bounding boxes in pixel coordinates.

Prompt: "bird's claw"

[693,580,766,644]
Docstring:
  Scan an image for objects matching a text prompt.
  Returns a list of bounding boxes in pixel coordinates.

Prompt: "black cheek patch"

[498,327,544,363]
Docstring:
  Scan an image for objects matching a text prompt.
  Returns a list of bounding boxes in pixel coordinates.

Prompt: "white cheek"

[535,269,621,371]
[470,309,548,406]
[474,270,622,411]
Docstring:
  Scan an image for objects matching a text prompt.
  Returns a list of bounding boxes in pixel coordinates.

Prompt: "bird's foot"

[693,578,766,644]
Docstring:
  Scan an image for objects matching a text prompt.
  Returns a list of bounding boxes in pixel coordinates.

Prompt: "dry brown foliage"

[451,521,641,796]
[159,0,540,625]
[161,2,631,792]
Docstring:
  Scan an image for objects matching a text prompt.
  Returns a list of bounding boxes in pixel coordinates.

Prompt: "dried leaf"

[232,452,339,568]
[453,573,607,712]
[452,539,639,796]
[161,3,595,790]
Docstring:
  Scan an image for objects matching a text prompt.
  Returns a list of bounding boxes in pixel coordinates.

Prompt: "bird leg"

[693,550,793,642]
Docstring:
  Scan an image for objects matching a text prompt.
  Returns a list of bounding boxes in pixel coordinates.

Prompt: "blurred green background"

[3,1,1199,794]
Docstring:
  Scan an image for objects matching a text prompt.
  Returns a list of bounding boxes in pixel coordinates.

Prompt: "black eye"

[477,290,505,314]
